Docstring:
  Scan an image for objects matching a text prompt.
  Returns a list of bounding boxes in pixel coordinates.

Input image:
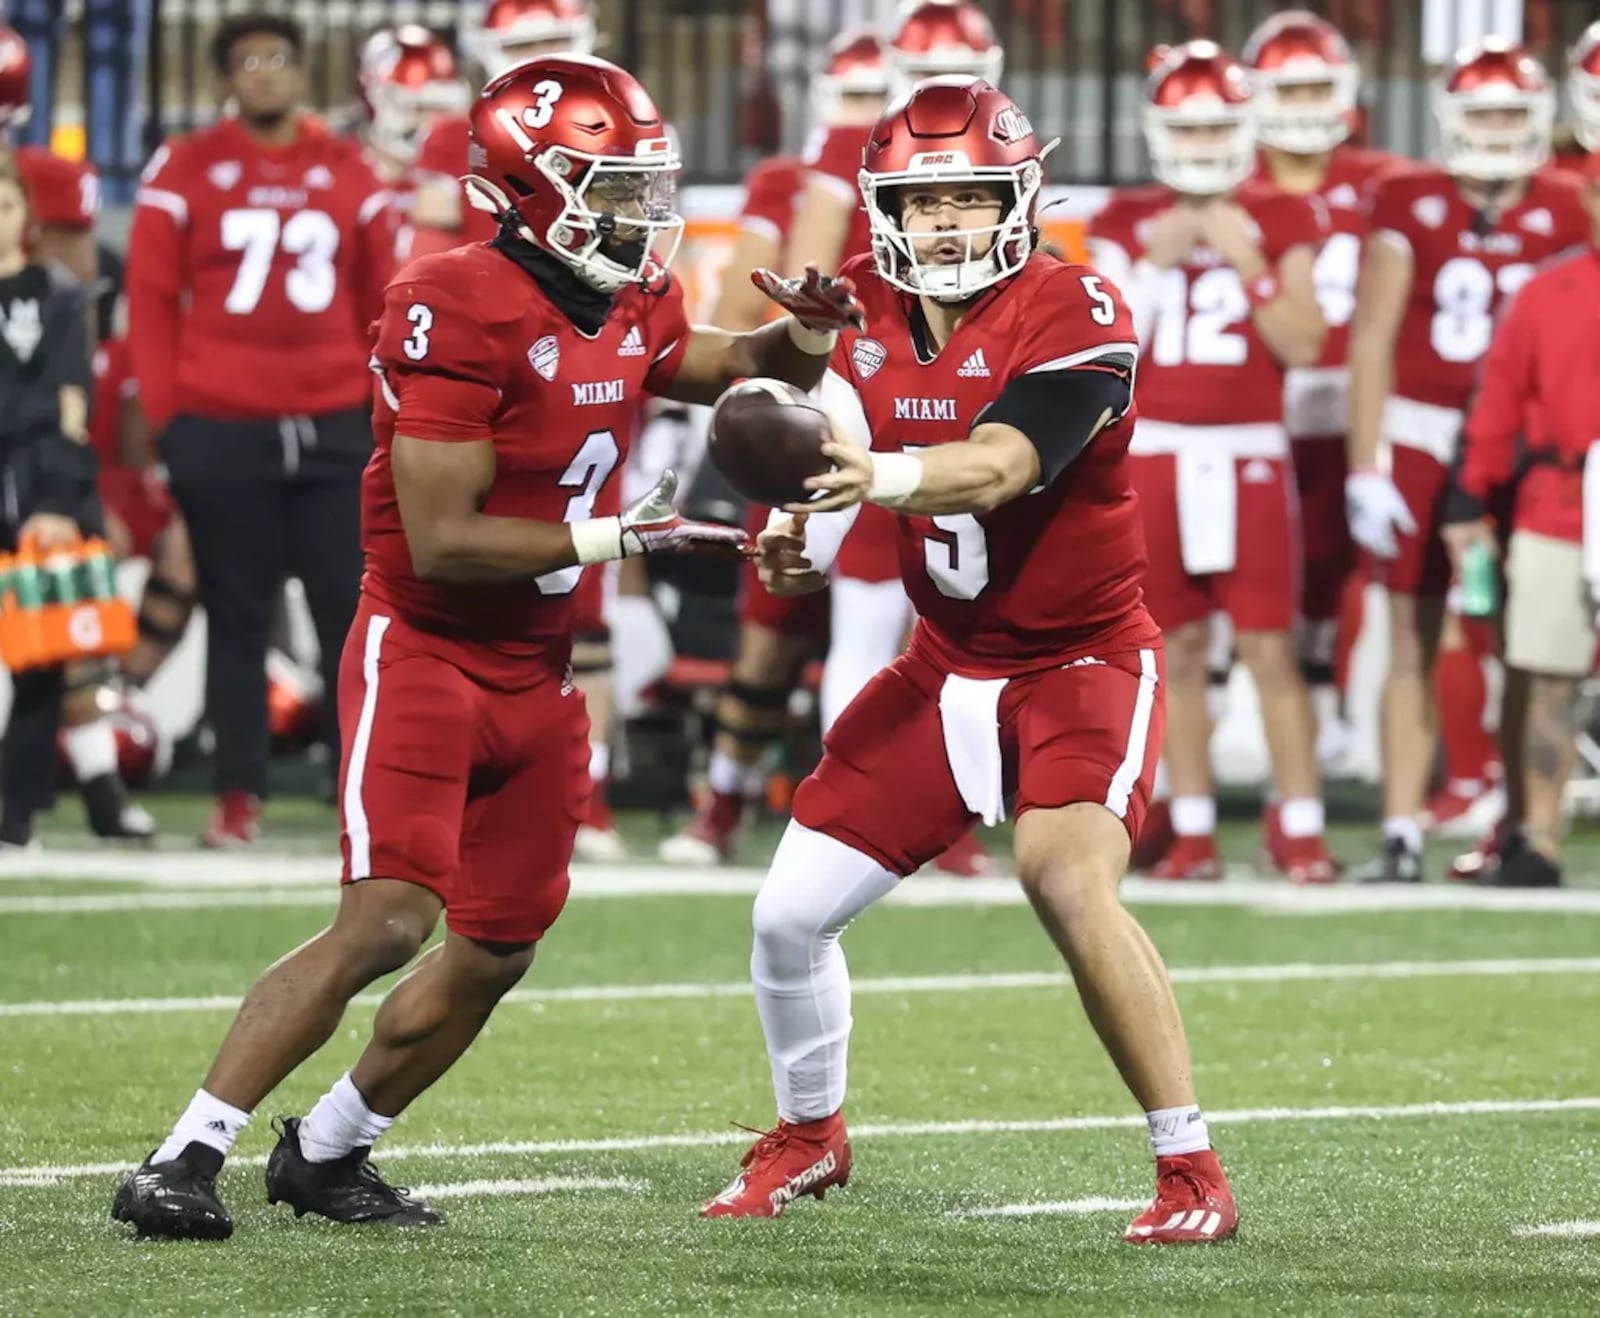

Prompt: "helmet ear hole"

[504,172,536,197]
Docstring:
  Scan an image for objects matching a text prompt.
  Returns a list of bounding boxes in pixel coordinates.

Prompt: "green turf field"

[4,797,1600,1315]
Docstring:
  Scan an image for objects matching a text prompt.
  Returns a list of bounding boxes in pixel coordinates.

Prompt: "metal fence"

[21,0,1600,198]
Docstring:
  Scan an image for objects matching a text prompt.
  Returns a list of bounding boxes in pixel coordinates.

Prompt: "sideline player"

[111,54,866,1241]
[702,76,1236,1244]
[1090,42,1332,882]
[1344,39,1587,882]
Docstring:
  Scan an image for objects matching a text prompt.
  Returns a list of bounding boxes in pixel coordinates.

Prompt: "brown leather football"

[708,378,834,507]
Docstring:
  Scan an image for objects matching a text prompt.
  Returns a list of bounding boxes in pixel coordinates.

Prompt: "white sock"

[296,1072,393,1163]
[1382,816,1423,853]
[752,822,898,1122]
[588,741,610,783]
[707,749,750,797]
[1147,1104,1211,1157]
[1279,797,1325,839]
[153,1088,251,1163]
[1170,796,1216,838]
[822,578,910,733]
[1152,758,1170,801]
[1310,683,1342,726]
[63,719,118,781]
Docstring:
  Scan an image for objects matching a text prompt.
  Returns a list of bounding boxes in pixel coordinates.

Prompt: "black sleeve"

[41,268,91,394]
[23,430,99,517]
[977,355,1135,485]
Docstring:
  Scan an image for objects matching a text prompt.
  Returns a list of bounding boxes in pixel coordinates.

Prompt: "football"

[708,378,835,507]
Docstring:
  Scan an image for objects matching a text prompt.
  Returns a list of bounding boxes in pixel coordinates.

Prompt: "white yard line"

[1512,1220,1600,1238]
[410,1176,647,1200]
[3,1096,1596,1188]
[4,957,1598,1020]
[952,1197,1148,1218]
[4,854,1600,914]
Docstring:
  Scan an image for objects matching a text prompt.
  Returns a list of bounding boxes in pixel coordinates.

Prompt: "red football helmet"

[0,24,31,130]
[467,54,682,292]
[812,27,891,128]
[860,75,1055,301]
[1568,21,1600,152]
[1434,39,1554,180]
[477,0,596,80]
[1142,41,1257,196]
[888,1,1003,94]
[358,26,467,163]
[1243,10,1358,155]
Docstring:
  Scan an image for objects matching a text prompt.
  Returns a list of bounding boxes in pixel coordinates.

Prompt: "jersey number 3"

[222,208,340,315]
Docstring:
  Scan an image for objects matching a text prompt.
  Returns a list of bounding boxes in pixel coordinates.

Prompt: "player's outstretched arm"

[656,267,866,406]
[798,363,1134,518]
[394,437,749,583]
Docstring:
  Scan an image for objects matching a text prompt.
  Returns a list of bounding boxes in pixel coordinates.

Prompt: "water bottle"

[1459,540,1500,618]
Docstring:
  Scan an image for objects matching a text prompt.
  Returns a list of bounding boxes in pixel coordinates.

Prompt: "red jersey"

[366,244,691,682]
[803,124,873,261]
[1089,181,1324,427]
[1459,247,1600,543]
[739,155,805,248]
[413,113,498,248]
[14,145,98,231]
[831,252,1160,677]
[127,115,398,432]
[1367,166,1590,411]
[89,336,135,468]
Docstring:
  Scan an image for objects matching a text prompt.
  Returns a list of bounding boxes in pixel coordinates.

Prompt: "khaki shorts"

[1505,531,1598,677]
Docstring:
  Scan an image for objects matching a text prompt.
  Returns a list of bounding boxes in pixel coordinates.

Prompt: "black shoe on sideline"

[1354,835,1423,884]
[111,1142,233,1240]
[1488,847,1562,889]
[264,1116,442,1227]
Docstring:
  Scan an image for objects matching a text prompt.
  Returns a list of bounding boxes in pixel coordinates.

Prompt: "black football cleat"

[1488,847,1563,889]
[81,773,158,842]
[110,1142,233,1240]
[265,1116,443,1227]
[1355,835,1423,884]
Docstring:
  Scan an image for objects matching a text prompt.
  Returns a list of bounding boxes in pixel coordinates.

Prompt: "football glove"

[620,470,753,559]
[751,264,867,333]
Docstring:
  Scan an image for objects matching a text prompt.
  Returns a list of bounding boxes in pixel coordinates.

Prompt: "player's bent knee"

[333,879,442,974]
[752,823,895,966]
[1014,804,1131,915]
[445,934,537,1002]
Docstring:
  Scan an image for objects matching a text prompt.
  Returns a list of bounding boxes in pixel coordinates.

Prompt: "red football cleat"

[700,1112,852,1218]
[658,791,743,866]
[932,831,993,879]
[1281,834,1339,885]
[1148,835,1222,882]
[1129,799,1174,871]
[1124,1148,1238,1244]
[200,791,261,849]
[1447,819,1521,882]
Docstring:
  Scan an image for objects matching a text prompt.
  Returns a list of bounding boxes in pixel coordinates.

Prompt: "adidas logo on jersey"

[956,348,991,378]
[618,325,647,357]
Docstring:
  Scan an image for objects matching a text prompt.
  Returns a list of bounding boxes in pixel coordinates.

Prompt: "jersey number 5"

[904,446,989,600]
[222,208,340,315]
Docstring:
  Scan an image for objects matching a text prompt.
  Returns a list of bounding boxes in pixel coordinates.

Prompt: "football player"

[112,54,866,1242]
[1345,39,1588,882]
[1244,10,1405,778]
[1090,42,1333,882]
[702,75,1237,1245]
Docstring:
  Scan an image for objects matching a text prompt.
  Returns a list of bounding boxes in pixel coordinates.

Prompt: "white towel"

[937,673,1007,826]
[1176,448,1237,575]
[1583,441,1600,601]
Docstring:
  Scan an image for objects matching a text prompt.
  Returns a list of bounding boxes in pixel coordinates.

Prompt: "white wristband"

[867,452,923,508]
[570,516,625,565]
[786,318,838,356]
